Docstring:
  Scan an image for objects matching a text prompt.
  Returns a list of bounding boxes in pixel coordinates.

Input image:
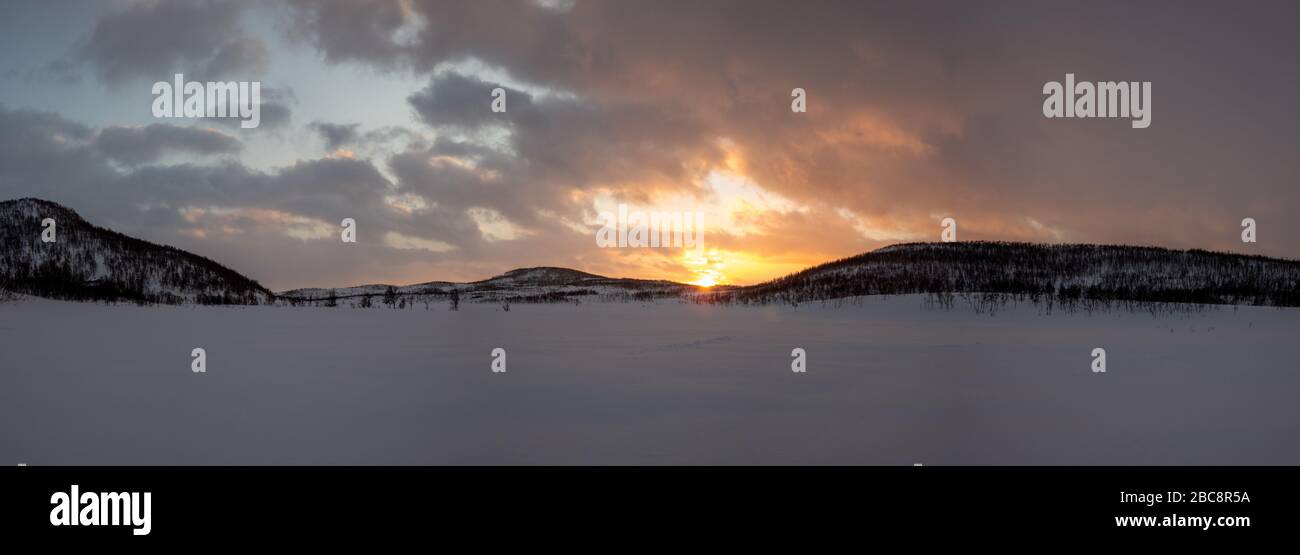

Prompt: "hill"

[277,265,689,306]
[6,199,1297,310]
[695,242,1300,308]
[0,198,272,304]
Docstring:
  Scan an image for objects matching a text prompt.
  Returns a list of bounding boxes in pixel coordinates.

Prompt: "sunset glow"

[0,0,1292,292]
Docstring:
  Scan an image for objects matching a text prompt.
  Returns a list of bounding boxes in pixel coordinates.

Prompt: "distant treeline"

[7,198,1299,311]
[277,287,681,308]
[693,242,1300,308]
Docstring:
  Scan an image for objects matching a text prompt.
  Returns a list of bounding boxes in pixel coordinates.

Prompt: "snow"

[2,295,1298,464]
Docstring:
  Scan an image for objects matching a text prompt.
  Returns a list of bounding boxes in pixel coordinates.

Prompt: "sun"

[692,276,718,287]
[683,250,725,287]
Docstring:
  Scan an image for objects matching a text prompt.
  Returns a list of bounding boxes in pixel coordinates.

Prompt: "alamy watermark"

[596,204,704,248]
[1091,347,1107,373]
[50,485,151,536]
[940,217,957,242]
[491,348,507,373]
[1043,73,1151,128]
[191,348,206,373]
[342,218,357,243]
[152,74,261,128]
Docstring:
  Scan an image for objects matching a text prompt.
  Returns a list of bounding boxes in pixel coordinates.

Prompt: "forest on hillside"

[0,199,271,305]
[6,199,1299,311]
[693,242,1300,310]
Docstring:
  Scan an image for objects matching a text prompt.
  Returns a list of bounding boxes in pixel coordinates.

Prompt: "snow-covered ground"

[2,296,1297,465]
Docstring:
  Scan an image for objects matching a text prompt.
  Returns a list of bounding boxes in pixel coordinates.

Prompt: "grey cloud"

[76,0,265,86]
[118,156,393,225]
[309,122,362,150]
[263,157,392,216]
[95,123,242,166]
[0,105,111,214]
[284,0,418,67]
[0,104,93,146]
[258,102,293,128]
[408,72,537,130]
[309,122,429,157]
[361,126,428,150]
[285,0,579,86]
[201,36,270,78]
[199,87,295,130]
[386,143,520,241]
[402,71,720,222]
[115,155,494,288]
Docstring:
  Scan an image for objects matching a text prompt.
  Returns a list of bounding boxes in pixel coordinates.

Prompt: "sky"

[1,0,1297,291]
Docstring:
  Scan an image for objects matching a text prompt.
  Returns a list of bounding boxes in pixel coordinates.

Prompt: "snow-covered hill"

[0,198,272,304]
[278,266,690,306]
[697,241,1300,308]
[6,199,1299,309]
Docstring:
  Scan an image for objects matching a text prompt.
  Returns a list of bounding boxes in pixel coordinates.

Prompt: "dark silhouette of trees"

[12,199,1295,313]
[694,242,1300,309]
[1,198,272,305]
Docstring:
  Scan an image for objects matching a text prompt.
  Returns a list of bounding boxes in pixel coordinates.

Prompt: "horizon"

[2,0,1297,290]
[7,194,1298,294]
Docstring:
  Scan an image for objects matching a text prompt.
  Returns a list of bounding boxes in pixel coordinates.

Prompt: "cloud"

[309,122,361,150]
[282,0,1300,273]
[95,123,241,166]
[0,104,108,193]
[0,104,469,289]
[408,72,536,130]
[75,0,267,86]
[402,71,722,221]
[198,86,295,130]
[201,35,270,78]
[6,1,1300,289]
[284,0,423,68]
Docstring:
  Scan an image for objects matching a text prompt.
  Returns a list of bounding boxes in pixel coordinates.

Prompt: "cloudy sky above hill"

[1,0,1296,290]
